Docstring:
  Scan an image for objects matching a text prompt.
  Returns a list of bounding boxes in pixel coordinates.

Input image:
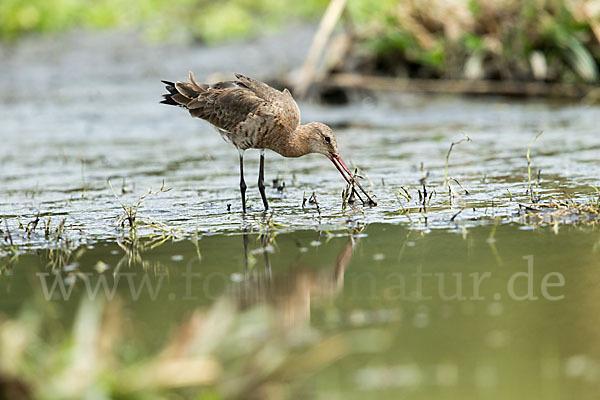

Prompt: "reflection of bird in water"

[231,232,356,329]
[161,72,376,212]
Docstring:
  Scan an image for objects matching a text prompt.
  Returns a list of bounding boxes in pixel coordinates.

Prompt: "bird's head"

[305,122,338,156]
[304,122,377,207]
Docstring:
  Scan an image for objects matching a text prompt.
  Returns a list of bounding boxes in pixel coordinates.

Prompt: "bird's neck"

[268,124,312,158]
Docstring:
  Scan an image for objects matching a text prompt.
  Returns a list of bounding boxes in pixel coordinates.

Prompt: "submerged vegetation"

[109,178,180,244]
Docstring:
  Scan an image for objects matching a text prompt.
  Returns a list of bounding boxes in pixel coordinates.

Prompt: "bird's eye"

[324,136,331,144]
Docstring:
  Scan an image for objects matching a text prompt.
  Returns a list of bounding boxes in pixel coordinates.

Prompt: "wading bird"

[161,72,376,212]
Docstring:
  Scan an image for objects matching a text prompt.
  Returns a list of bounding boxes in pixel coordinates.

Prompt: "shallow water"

[2,92,599,240]
[1,30,600,398]
[2,33,599,240]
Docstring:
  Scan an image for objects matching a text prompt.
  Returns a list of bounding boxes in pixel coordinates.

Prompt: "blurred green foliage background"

[350,0,600,82]
[1,0,599,83]
[0,0,328,42]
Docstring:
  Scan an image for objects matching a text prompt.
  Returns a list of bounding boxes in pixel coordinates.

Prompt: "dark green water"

[3,223,599,398]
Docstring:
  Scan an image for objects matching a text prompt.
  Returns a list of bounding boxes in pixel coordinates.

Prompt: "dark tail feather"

[160,80,180,106]
[162,80,176,92]
[160,73,206,107]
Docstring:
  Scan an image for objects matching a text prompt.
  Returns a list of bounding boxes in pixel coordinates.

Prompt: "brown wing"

[162,72,269,134]
[234,73,301,131]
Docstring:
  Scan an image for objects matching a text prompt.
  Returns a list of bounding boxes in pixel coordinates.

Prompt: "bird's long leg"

[258,149,269,210]
[239,150,247,213]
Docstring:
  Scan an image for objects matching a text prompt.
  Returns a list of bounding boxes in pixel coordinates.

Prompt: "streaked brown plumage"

[161,72,376,212]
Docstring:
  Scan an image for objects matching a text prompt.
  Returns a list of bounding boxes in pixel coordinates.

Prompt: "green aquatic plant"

[591,184,600,207]
[526,131,544,203]
[0,218,20,270]
[518,194,600,226]
[443,134,471,187]
[341,168,359,212]
[108,178,178,240]
[252,210,287,243]
[106,179,183,271]
[394,187,413,223]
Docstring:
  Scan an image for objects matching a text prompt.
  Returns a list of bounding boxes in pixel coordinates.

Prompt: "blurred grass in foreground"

[0,297,389,399]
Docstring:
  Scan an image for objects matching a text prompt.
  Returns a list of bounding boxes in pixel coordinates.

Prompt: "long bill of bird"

[328,152,377,206]
[297,122,376,206]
